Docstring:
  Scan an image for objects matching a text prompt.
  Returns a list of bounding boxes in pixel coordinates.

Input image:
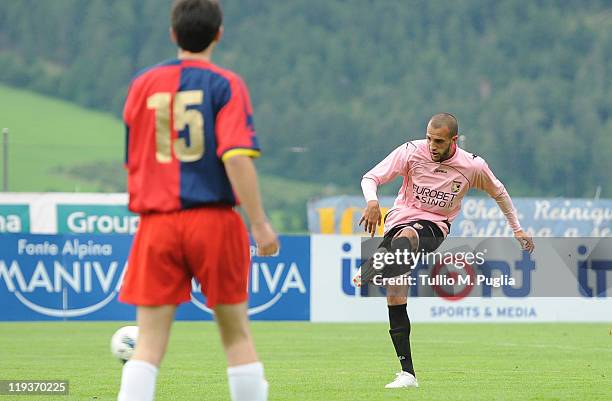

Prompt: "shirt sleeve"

[215,75,260,162]
[361,143,411,202]
[361,178,378,202]
[473,159,522,232]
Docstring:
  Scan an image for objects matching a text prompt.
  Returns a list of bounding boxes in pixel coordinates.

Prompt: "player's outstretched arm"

[489,190,535,253]
[474,159,535,253]
[224,155,279,256]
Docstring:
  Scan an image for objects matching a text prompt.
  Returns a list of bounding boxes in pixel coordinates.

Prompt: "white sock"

[117,360,158,401]
[227,362,268,401]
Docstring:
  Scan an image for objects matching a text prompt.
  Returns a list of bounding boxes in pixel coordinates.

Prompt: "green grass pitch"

[0,322,610,400]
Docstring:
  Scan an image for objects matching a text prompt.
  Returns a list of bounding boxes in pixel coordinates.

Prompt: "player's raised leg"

[353,244,388,287]
[118,305,176,401]
[215,303,268,401]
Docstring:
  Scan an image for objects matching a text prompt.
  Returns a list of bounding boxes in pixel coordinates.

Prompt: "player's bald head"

[428,113,458,138]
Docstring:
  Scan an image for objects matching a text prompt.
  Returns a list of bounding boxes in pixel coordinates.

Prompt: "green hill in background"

[0,84,351,231]
[0,84,122,192]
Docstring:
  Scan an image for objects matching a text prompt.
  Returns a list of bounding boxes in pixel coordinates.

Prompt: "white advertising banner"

[310,235,387,322]
[310,235,612,322]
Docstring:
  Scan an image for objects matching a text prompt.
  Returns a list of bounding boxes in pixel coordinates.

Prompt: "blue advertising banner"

[178,235,310,321]
[0,234,134,321]
[0,234,310,321]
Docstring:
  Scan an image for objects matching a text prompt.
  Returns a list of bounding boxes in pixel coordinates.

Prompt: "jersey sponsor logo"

[433,168,448,174]
[0,236,129,318]
[412,184,458,208]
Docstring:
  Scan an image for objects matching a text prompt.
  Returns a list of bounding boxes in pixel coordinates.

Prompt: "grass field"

[0,322,610,401]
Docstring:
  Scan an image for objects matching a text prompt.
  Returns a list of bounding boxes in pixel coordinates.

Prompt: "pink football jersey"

[362,139,521,236]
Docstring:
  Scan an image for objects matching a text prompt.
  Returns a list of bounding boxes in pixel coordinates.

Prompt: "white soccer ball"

[110,325,139,362]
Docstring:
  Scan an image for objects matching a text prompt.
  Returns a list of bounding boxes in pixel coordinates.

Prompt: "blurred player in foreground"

[117,1,278,400]
[355,113,534,388]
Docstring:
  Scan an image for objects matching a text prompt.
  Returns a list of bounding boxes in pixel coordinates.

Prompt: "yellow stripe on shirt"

[221,148,261,162]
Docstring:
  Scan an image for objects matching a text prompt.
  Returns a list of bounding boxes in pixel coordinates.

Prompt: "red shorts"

[119,206,250,308]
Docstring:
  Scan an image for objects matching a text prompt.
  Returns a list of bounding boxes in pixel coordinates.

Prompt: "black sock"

[388,303,415,376]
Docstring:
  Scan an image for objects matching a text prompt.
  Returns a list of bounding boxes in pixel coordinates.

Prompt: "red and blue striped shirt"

[124,58,260,213]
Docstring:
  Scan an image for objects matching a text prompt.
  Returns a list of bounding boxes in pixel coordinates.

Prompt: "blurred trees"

[0,0,610,197]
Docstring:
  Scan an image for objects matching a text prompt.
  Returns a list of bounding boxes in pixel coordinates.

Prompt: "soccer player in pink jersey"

[355,113,534,388]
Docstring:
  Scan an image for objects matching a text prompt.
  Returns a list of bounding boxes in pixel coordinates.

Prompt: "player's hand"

[514,230,535,253]
[359,200,382,237]
[252,221,280,256]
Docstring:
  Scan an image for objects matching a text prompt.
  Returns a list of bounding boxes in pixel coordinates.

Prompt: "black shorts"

[358,219,448,284]
[380,220,446,254]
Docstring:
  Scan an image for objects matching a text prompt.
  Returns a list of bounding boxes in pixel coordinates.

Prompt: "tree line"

[0,0,610,198]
